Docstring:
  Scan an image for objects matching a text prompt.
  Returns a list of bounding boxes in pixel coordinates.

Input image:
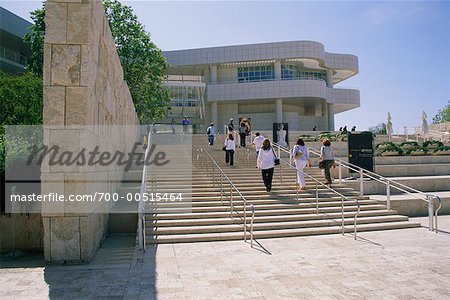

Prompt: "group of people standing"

[220,129,336,192]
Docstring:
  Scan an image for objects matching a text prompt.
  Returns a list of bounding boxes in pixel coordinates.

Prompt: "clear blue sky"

[2,0,449,130]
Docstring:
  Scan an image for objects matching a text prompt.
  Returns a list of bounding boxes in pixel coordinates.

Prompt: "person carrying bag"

[224,133,236,166]
[257,139,277,192]
[319,139,335,186]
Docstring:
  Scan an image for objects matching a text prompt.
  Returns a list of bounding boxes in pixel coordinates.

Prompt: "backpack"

[293,145,303,159]
[207,127,211,135]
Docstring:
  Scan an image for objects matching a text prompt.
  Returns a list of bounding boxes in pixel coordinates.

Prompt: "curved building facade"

[163,41,360,131]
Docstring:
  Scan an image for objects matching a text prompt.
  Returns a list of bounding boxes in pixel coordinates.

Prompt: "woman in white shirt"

[257,139,277,192]
[291,138,311,190]
[224,133,236,166]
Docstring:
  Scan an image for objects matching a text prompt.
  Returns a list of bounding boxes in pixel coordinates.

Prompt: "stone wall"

[429,122,450,133]
[0,214,43,255]
[42,0,139,262]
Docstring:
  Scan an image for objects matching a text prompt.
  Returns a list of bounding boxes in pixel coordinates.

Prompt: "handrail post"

[434,196,438,233]
[315,182,319,214]
[359,168,364,196]
[250,204,255,248]
[341,196,345,235]
[427,195,434,231]
[338,160,342,184]
[220,172,223,203]
[280,160,283,186]
[230,186,233,219]
[213,164,215,189]
[244,201,247,241]
[386,181,391,210]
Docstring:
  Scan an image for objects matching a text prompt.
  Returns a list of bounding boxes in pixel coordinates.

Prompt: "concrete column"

[210,102,218,126]
[274,60,282,80]
[326,68,333,88]
[315,101,322,117]
[327,103,335,131]
[210,65,217,83]
[275,98,283,123]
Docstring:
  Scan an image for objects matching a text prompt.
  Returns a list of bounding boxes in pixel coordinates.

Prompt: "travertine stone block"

[44,2,67,44]
[50,216,81,262]
[43,44,52,85]
[42,217,51,261]
[51,44,81,86]
[67,3,90,44]
[41,173,65,217]
[66,87,89,124]
[80,45,93,86]
[48,128,80,173]
[43,86,65,125]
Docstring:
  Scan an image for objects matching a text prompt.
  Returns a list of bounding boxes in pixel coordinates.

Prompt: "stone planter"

[433,150,450,156]
[410,150,427,156]
[381,151,401,156]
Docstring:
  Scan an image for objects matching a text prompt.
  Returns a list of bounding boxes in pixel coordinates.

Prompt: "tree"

[0,71,43,173]
[368,122,387,134]
[24,0,170,123]
[23,5,45,77]
[432,101,450,124]
[0,71,43,126]
[103,0,170,123]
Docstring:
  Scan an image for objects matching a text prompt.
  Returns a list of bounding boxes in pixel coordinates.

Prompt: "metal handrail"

[196,147,254,242]
[138,128,152,252]
[270,141,361,239]
[306,146,442,232]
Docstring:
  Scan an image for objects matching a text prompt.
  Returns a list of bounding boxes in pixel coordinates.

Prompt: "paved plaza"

[1,216,449,299]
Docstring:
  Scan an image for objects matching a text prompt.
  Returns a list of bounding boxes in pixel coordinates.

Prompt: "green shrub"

[423,140,444,148]
[315,132,337,142]
[377,143,403,156]
[404,146,428,156]
[432,145,450,153]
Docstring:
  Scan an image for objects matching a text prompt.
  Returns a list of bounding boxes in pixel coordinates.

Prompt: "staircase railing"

[307,146,442,233]
[270,141,361,239]
[138,128,152,252]
[195,147,255,245]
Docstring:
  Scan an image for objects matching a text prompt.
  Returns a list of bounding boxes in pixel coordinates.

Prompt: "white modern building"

[163,41,360,131]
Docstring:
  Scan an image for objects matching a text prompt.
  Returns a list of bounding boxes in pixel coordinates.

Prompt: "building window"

[281,64,297,80]
[281,64,326,81]
[238,65,274,82]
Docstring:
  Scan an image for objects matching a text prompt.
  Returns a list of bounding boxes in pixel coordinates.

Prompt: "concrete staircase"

[144,146,420,244]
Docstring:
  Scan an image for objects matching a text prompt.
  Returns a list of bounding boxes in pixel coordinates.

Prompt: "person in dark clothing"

[239,122,247,147]
[227,118,234,133]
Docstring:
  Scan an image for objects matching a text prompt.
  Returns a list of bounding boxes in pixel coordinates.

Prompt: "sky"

[1,0,449,131]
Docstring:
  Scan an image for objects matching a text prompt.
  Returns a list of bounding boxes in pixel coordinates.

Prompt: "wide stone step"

[146,215,410,235]
[181,196,372,206]
[145,221,420,243]
[147,209,399,227]
[147,204,387,220]
[147,199,378,212]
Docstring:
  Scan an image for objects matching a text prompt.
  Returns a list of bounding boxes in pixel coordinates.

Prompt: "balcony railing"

[0,47,27,66]
[208,76,326,85]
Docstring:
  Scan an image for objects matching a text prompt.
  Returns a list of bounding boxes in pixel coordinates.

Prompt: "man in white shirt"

[206,123,215,146]
[252,132,265,157]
